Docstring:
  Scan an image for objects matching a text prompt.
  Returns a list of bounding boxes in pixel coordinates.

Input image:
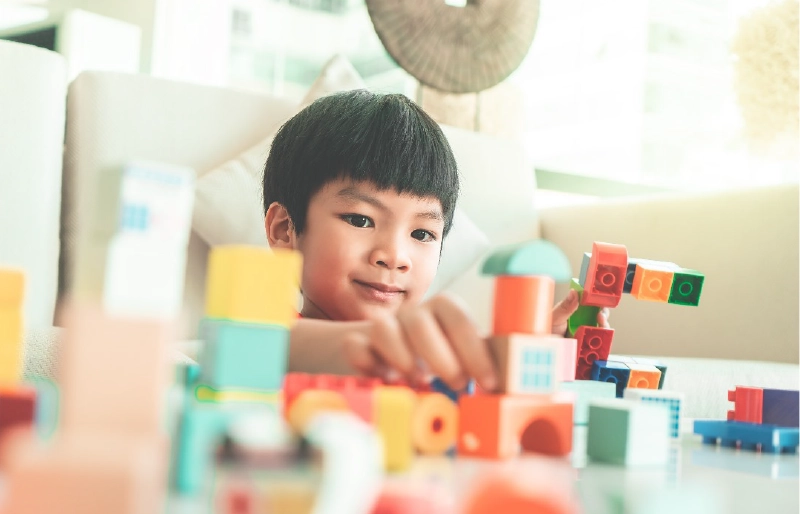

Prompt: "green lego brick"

[587,399,670,466]
[200,319,288,391]
[668,269,704,306]
[481,240,572,281]
[567,278,601,335]
[558,380,617,424]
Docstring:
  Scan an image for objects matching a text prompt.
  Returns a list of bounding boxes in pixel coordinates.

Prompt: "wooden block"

[0,306,23,385]
[581,242,627,308]
[487,334,563,395]
[374,386,415,471]
[481,240,572,281]
[0,268,24,308]
[631,263,675,303]
[587,399,670,466]
[626,363,661,390]
[205,246,301,326]
[623,389,685,438]
[464,467,580,514]
[492,275,554,336]
[59,302,174,438]
[558,380,617,425]
[411,392,458,456]
[558,338,577,381]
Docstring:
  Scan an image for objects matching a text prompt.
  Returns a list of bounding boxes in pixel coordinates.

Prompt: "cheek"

[299,230,360,290]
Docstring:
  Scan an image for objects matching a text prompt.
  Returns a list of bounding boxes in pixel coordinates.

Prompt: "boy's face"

[292,179,444,321]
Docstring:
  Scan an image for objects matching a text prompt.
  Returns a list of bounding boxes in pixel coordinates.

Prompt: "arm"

[287,318,372,375]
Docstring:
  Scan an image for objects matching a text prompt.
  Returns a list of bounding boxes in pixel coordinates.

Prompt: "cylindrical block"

[492,275,555,336]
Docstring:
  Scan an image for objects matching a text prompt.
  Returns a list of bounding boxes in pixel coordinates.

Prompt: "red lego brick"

[282,373,381,423]
[574,326,614,380]
[727,386,763,423]
[580,242,627,308]
[0,386,36,438]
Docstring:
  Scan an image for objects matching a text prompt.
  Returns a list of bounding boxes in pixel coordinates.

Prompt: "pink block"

[60,302,175,438]
[559,338,577,381]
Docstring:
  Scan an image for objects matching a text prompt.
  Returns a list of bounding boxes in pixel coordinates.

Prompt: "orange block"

[493,275,554,336]
[0,268,24,308]
[626,363,661,389]
[411,392,458,456]
[59,302,174,438]
[630,263,674,302]
[0,306,23,385]
[457,394,573,459]
[286,390,350,433]
[464,467,579,514]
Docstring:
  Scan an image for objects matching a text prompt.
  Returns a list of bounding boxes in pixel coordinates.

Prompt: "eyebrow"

[336,186,444,222]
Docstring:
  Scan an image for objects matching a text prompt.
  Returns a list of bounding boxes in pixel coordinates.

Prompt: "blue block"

[591,360,631,398]
[579,252,591,287]
[694,420,800,454]
[430,377,475,402]
[762,389,799,428]
[200,319,288,391]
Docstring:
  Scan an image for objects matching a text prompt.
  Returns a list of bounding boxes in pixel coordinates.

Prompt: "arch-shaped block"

[481,241,572,281]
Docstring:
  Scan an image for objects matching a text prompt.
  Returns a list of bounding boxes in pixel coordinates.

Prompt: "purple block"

[762,389,799,428]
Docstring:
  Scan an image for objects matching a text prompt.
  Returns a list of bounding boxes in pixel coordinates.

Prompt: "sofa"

[4,41,797,421]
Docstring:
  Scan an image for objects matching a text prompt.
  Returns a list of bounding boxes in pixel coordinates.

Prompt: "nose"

[370,233,411,272]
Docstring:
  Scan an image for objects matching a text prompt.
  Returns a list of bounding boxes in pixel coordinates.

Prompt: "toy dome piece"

[481,240,572,281]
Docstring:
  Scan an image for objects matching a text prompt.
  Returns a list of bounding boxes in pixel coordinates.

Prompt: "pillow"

[192,54,366,246]
[425,208,491,297]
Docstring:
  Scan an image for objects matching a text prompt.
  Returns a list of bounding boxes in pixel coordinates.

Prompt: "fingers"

[551,289,579,326]
[341,330,386,378]
[597,308,611,329]
[368,314,420,381]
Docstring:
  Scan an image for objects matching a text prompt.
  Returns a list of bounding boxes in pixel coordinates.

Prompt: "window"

[519,347,555,391]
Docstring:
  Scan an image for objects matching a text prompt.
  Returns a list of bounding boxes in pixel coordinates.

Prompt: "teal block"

[200,319,288,390]
[587,400,670,466]
[559,380,617,424]
[481,240,572,281]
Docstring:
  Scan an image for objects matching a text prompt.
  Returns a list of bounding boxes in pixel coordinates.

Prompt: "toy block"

[566,279,600,336]
[626,362,661,390]
[3,433,167,514]
[580,242,627,308]
[591,360,631,397]
[0,306,23,385]
[487,334,563,395]
[492,275,554,336]
[558,380,617,425]
[205,246,301,327]
[0,386,36,439]
[631,262,675,302]
[574,326,614,380]
[624,389,684,438]
[623,259,678,294]
[578,252,591,287]
[668,269,705,306]
[429,377,475,402]
[411,392,458,456]
[200,319,288,391]
[0,268,24,308]
[630,356,668,389]
[726,386,763,423]
[457,393,573,459]
[464,468,580,514]
[587,399,670,466]
[762,388,799,428]
[481,240,572,282]
[260,479,317,514]
[694,420,799,454]
[283,373,381,424]
[372,483,454,513]
[374,386,415,471]
[558,338,577,381]
[286,389,349,433]
[59,302,174,438]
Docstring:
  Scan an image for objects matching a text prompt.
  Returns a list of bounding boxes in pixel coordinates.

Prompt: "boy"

[263,90,608,393]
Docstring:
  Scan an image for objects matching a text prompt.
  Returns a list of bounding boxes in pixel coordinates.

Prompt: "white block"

[587,399,670,467]
[623,389,685,439]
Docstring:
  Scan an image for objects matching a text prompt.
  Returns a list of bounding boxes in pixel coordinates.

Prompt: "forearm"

[287,318,371,375]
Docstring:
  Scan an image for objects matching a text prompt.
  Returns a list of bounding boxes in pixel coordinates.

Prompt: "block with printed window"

[487,334,565,394]
[624,388,685,438]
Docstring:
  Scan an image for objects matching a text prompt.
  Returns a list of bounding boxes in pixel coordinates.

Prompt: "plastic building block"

[487,334,563,395]
[481,240,572,282]
[623,259,678,294]
[457,393,573,459]
[626,362,661,390]
[59,302,174,438]
[464,468,580,514]
[205,246,301,327]
[726,386,763,423]
[578,252,591,287]
[411,392,458,456]
[574,326,614,380]
[286,389,350,433]
[200,319,288,391]
[558,380,617,425]
[668,269,704,306]
[630,262,675,302]
[0,306,23,385]
[429,377,475,402]
[587,399,670,466]
[629,356,667,389]
[694,420,799,454]
[0,386,36,438]
[558,338,577,382]
[492,275,554,336]
[580,242,627,308]
[566,279,600,336]
[0,268,24,307]
[374,386,415,471]
[283,373,381,424]
[591,360,631,398]
[623,389,684,438]
[762,388,799,428]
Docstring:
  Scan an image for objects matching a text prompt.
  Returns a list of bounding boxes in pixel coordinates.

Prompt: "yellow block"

[0,306,23,384]
[374,386,415,472]
[0,268,25,308]
[205,246,302,326]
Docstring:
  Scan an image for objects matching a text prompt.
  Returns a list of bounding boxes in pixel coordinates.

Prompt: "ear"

[265,202,297,250]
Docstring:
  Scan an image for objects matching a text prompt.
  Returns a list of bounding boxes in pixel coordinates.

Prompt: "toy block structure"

[73,162,195,318]
[726,386,799,428]
[591,356,666,398]
[587,399,671,466]
[623,389,685,438]
[694,420,799,454]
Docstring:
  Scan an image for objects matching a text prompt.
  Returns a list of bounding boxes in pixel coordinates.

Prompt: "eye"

[411,229,437,242]
[341,214,374,228]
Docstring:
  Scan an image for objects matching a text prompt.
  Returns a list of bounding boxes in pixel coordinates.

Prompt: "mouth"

[353,280,406,303]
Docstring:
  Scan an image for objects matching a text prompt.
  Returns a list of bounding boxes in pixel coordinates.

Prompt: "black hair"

[263,90,459,236]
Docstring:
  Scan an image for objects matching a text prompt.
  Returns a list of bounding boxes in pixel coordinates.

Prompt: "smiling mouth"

[353,280,406,302]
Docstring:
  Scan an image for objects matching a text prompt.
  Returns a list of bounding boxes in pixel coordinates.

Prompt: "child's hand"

[551,289,611,336]
[341,294,498,392]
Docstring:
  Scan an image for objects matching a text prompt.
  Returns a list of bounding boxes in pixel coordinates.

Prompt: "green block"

[587,400,670,466]
[559,380,617,424]
[567,278,600,335]
[668,269,704,306]
[200,318,288,391]
[481,240,572,281]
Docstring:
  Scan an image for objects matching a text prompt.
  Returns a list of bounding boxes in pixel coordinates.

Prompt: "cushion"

[426,208,491,296]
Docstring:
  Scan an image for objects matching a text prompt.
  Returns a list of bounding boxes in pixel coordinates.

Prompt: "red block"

[0,386,36,437]
[282,373,381,423]
[581,242,628,308]
[727,386,763,423]
[574,326,614,380]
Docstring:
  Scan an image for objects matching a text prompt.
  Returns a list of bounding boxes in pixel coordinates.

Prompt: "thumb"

[551,289,579,326]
